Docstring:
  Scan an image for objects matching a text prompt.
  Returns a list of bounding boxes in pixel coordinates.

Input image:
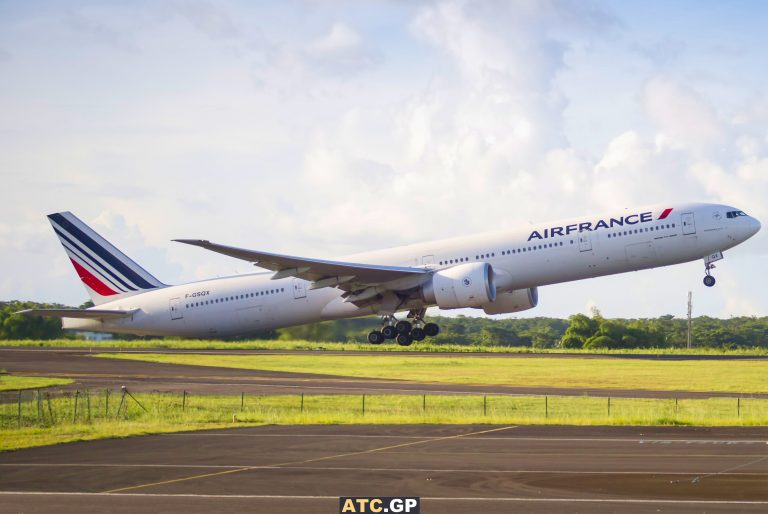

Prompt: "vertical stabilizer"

[48,212,166,305]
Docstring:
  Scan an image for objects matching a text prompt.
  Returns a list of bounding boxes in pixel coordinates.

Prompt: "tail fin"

[48,212,166,305]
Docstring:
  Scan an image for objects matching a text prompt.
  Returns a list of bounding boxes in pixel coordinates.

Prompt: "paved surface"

[1,424,767,513]
[3,347,766,399]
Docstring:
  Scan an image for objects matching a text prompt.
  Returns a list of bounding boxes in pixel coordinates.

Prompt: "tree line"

[1,300,766,349]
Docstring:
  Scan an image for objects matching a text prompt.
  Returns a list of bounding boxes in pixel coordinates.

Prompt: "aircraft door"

[682,212,696,235]
[578,233,593,252]
[169,297,183,320]
[292,278,307,299]
[422,255,435,267]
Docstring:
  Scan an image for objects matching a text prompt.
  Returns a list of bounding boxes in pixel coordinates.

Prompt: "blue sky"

[1,0,766,319]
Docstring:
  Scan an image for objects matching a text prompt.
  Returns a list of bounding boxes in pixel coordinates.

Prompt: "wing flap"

[173,239,428,285]
[16,309,137,320]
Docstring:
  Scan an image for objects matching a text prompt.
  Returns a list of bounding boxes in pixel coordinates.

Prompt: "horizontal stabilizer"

[16,308,137,320]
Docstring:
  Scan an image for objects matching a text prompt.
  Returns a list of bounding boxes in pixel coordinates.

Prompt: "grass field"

[98,352,768,394]
[3,338,768,355]
[2,390,766,452]
[0,375,72,391]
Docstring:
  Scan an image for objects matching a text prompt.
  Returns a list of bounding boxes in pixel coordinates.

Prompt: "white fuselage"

[64,202,760,337]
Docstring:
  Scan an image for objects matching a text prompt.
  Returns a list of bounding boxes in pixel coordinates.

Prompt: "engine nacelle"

[482,287,538,315]
[422,262,496,309]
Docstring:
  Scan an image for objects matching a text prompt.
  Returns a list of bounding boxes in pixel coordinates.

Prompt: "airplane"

[19,202,761,345]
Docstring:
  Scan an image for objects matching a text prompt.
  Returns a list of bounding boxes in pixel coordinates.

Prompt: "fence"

[2,388,767,430]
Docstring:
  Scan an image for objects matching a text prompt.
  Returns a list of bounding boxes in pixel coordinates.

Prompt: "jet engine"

[422,262,496,309]
[482,287,538,315]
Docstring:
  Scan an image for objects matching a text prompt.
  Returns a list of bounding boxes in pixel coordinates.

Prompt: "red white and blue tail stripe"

[48,212,165,305]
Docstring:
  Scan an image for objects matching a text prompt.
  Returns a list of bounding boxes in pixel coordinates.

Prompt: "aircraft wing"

[173,239,429,287]
[16,309,137,320]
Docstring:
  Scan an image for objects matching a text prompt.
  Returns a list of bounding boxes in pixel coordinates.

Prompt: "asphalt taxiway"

[3,347,765,399]
[1,424,767,513]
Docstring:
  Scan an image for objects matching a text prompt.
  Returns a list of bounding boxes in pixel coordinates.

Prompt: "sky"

[1,0,766,320]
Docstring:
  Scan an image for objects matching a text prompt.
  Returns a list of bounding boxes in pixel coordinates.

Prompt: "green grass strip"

[97,353,768,394]
[1,392,766,452]
[0,375,73,391]
[3,338,768,355]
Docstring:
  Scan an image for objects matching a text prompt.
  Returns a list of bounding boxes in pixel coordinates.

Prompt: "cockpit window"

[726,211,748,219]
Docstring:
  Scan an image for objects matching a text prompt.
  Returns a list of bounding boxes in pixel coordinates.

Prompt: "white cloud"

[644,76,722,153]
[309,22,360,54]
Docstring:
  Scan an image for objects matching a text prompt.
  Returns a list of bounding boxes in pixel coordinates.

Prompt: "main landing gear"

[367,312,440,346]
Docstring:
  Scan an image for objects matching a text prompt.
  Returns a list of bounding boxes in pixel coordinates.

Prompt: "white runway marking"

[1,463,766,475]
[162,433,768,444]
[1,491,767,505]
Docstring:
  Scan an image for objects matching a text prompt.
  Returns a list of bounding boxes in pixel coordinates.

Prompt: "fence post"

[105,389,109,418]
[608,397,611,416]
[422,394,426,413]
[17,389,22,428]
[182,390,187,411]
[737,397,741,417]
[73,391,79,423]
[117,387,126,417]
[545,396,548,419]
[362,394,366,416]
[37,389,43,422]
[241,392,244,411]
[675,397,678,414]
[46,392,54,423]
[300,393,304,413]
[86,389,91,423]
[484,395,487,416]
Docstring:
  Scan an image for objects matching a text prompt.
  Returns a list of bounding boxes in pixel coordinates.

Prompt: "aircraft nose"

[750,216,761,236]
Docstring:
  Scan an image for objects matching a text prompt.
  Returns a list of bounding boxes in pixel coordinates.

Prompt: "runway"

[3,347,765,399]
[1,424,767,513]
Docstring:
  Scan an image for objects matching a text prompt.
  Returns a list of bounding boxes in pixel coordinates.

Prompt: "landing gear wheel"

[423,323,440,337]
[395,320,412,334]
[367,331,384,345]
[703,275,716,287]
[396,333,413,346]
[410,327,426,341]
[381,325,397,339]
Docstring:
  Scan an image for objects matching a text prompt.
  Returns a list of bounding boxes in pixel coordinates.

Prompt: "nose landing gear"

[367,310,441,346]
[702,252,723,287]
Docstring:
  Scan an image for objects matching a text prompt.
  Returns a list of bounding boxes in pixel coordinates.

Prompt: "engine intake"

[422,262,496,309]
[482,287,538,315]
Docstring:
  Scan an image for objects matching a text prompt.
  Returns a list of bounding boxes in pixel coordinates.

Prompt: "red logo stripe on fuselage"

[658,208,673,220]
[69,258,118,296]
